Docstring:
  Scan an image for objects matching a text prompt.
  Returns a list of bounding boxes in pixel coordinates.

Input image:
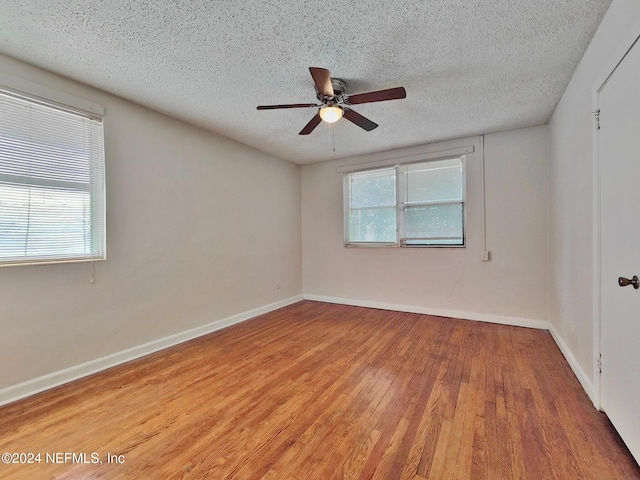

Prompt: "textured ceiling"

[0,0,612,164]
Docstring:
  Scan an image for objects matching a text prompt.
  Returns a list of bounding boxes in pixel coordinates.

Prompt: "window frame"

[343,155,466,248]
[343,166,398,247]
[0,79,106,267]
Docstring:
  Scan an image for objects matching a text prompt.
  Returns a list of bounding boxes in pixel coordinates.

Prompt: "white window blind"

[0,88,105,266]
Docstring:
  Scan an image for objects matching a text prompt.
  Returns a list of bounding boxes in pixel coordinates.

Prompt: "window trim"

[336,145,473,173]
[343,155,466,248]
[0,71,104,118]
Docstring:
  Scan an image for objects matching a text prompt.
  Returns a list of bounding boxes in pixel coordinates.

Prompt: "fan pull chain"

[330,122,336,152]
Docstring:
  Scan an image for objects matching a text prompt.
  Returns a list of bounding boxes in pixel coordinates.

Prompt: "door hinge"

[594,109,601,130]
[597,353,602,373]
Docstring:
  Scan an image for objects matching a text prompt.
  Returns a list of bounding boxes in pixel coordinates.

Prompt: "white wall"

[549,0,640,399]
[302,127,550,325]
[0,54,302,396]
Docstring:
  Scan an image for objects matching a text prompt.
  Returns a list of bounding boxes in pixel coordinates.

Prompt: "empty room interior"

[1,0,640,479]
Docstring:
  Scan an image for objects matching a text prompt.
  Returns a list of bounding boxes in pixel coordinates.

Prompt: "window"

[345,167,397,244]
[0,87,105,266]
[344,157,464,247]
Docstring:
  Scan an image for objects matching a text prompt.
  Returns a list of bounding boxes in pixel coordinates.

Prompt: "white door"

[599,35,640,463]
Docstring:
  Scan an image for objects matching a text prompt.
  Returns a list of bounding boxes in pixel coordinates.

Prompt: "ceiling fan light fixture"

[257,67,405,135]
[319,105,343,123]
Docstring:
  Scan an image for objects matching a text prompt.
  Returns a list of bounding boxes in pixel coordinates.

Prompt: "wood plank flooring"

[0,301,638,479]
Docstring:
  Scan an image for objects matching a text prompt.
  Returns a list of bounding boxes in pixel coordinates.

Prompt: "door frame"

[592,19,640,411]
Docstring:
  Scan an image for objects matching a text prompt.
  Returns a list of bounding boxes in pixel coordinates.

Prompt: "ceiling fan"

[257,67,407,135]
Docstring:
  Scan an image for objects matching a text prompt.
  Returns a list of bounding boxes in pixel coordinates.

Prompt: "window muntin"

[0,88,105,266]
[345,157,464,247]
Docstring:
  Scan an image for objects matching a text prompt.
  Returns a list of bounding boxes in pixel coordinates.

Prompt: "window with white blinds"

[0,88,105,266]
[344,157,465,247]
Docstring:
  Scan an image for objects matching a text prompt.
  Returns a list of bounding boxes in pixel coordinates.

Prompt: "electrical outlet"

[481,251,491,261]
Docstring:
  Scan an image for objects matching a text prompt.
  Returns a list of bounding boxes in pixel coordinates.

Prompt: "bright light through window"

[344,158,465,247]
[0,88,105,266]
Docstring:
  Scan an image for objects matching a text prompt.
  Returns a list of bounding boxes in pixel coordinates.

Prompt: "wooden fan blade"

[342,108,378,131]
[309,67,334,97]
[299,113,322,135]
[257,103,318,110]
[345,87,406,105]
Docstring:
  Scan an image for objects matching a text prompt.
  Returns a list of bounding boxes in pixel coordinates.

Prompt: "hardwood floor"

[1,301,638,479]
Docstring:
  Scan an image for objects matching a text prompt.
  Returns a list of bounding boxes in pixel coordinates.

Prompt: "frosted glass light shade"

[319,106,343,123]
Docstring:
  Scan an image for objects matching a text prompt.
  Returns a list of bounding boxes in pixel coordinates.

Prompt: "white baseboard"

[2,294,596,411]
[303,294,550,330]
[548,325,595,403]
[0,295,304,407]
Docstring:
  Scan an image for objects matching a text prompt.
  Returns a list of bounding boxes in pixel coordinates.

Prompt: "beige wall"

[302,128,550,324]
[549,0,640,400]
[0,54,302,392]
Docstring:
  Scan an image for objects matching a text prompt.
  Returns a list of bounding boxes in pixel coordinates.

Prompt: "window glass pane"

[404,203,463,245]
[350,168,396,208]
[348,207,396,243]
[406,158,462,204]
[0,183,92,261]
